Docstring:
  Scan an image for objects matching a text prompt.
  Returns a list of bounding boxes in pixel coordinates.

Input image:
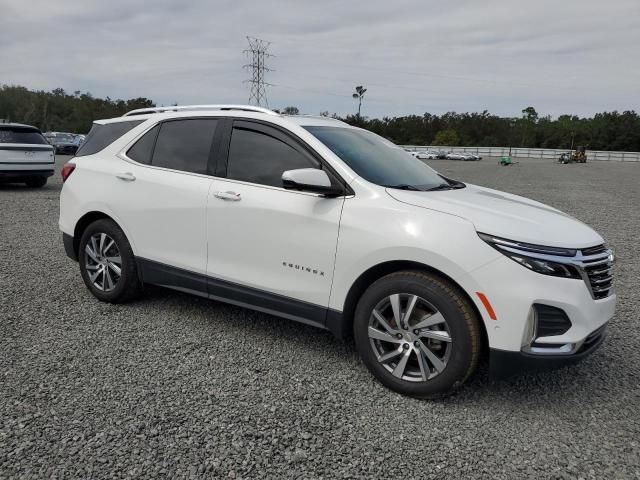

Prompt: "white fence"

[401,146,640,162]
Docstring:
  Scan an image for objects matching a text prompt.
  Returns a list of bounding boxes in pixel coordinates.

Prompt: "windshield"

[304,126,454,191]
[51,135,75,143]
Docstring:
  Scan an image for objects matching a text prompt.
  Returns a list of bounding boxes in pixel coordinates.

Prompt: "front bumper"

[468,255,616,352]
[490,322,607,377]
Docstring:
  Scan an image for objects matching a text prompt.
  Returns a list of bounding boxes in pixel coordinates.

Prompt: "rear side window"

[151,119,218,174]
[127,125,159,165]
[75,120,144,157]
[0,127,48,144]
[227,124,317,187]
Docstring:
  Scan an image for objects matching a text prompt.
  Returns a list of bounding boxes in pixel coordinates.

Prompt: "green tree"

[432,129,459,146]
[520,106,538,146]
[282,106,300,115]
[522,106,538,122]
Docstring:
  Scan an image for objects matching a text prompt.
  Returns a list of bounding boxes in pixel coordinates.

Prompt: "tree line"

[0,85,153,134]
[1,84,639,151]
[337,107,640,152]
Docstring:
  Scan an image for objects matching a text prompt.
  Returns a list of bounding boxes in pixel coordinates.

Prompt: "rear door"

[109,118,219,285]
[0,126,54,172]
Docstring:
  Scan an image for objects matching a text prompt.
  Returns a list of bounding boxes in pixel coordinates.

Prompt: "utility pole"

[243,36,273,107]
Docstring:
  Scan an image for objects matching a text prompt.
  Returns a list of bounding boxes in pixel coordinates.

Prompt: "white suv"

[59,105,616,397]
[0,122,55,187]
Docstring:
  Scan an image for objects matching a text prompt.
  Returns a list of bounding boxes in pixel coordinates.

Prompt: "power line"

[271,82,353,99]
[243,36,274,107]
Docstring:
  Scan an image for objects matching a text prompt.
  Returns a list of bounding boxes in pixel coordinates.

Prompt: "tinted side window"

[0,127,48,144]
[227,126,316,187]
[152,119,217,174]
[75,120,144,157]
[127,125,159,165]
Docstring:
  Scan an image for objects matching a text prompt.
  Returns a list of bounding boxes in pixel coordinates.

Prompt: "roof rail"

[123,104,279,117]
[284,114,347,124]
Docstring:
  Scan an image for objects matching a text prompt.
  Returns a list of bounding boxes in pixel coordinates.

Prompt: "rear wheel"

[25,176,47,188]
[78,219,141,303]
[354,271,481,398]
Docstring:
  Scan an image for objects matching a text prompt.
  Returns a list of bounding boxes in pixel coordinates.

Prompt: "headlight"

[478,233,582,279]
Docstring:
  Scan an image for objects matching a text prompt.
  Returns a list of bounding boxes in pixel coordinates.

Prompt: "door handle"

[116,172,136,182]
[214,191,241,201]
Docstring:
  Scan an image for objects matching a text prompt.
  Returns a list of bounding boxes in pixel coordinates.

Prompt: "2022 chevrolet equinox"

[59,105,616,397]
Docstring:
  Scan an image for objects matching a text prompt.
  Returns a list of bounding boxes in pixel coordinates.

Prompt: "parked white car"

[409,150,436,160]
[446,151,478,161]
[59,105,615,397]
[0,122,55,187]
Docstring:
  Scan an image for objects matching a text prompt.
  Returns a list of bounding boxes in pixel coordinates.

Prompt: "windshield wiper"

[426,183,454,191]
[437,175,466,189]
[383,184,423,191]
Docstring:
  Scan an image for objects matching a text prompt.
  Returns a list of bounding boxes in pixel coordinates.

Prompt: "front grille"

[581,244,607,256]
[579,245,614,299]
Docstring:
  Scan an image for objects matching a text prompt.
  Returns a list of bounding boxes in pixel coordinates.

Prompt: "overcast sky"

[1,0,638,118]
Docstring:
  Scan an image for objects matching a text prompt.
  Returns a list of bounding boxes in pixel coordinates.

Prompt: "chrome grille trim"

[581,248,615,299]
[481,234,615,300]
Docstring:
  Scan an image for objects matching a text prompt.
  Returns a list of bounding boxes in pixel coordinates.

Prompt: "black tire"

[353,271,482,398]
[25,176,47,188]
[78,219,142,303]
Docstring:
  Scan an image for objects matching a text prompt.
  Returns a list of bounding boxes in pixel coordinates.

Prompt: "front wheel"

[78,219,141,303]
[354,271,482,398]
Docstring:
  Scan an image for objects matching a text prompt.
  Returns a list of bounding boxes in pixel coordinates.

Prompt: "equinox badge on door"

[282,261,325,276]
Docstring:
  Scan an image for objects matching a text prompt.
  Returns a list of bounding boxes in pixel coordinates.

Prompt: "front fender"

[328,195,501,327]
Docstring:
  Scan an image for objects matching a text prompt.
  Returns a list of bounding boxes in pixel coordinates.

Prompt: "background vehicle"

[446,152,480,161]
[433,149,448,159]
[409,150,436,160]
[559,146,587,164]
[45,132,80,155]
[73,134,86,147]
[0,122,55,187]
[60,105,615,398]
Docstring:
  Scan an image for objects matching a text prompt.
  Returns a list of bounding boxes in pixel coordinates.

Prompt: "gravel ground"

[1,156,639,479]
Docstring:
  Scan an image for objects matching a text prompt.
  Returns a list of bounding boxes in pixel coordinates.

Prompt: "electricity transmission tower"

[243,36,273,107]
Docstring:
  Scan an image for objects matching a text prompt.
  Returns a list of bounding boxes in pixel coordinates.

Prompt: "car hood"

[387,183,603,249]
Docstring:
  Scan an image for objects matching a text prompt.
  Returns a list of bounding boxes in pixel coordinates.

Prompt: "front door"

[206,120,344,322]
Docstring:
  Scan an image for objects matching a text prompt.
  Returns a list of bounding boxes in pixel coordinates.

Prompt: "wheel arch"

[72,211,123,258]
[329,260,489,355]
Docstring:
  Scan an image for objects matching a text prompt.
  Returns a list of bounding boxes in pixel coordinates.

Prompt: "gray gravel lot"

[1,156,639,479]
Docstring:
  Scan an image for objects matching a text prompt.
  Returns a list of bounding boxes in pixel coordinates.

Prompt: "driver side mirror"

[282,168,344,197]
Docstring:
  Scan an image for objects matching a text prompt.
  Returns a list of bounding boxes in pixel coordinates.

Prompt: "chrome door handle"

[116,172,136,182]
[214,191,241,201]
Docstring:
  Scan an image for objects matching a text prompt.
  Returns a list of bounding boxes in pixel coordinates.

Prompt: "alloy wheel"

[368,293,452,382]
[84,233,122,292]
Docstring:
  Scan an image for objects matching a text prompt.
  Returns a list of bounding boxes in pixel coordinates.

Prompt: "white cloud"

[0,0,638,117]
